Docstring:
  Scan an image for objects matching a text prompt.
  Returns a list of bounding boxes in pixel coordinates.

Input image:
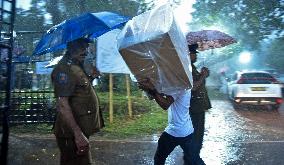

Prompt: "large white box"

[118,4,192,95]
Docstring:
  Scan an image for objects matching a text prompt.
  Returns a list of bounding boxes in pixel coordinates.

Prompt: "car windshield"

[239,73,277,84]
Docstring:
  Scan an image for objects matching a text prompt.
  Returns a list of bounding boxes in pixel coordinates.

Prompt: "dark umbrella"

[186,30,237,51]
[33,11,129,55]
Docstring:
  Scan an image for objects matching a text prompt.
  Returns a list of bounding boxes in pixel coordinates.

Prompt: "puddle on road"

[8,101,284,165]
[201,100,257,164]
[200,100,284,164]
[201,141,243,165]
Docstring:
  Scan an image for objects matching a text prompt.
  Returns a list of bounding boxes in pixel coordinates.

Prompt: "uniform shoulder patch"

[57,72,68,84]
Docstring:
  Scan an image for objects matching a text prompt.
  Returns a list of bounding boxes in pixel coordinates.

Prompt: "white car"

[227,71,283,110]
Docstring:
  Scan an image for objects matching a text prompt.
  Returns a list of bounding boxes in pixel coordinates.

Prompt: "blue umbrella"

[33,11,129,55]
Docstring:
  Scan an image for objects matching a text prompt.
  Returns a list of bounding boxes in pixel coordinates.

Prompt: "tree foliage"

[190,0,283,48]
[45,0,141,25]
[14,0,144,55]
[189,0,284,71]
[13,0,283,71]
[14,0,46,54]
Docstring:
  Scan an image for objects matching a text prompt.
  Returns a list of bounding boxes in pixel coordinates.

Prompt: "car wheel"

[272,105,280,110]
[264,105,279,110]
[233,102,242,110]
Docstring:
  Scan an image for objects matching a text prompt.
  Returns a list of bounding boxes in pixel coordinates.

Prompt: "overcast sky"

[17,0,31,9]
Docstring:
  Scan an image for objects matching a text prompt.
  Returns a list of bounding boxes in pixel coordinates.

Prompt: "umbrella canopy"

[186,30,237,51]
[33,11,129,55]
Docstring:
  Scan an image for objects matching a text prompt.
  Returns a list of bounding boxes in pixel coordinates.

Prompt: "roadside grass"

[10,91,167,139]
[10,123,54,134]
[91,91,167,139]
[10,88,224,138]
[101,107,167,139]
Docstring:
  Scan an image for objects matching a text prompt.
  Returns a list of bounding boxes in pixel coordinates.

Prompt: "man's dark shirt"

[190,64,212,113]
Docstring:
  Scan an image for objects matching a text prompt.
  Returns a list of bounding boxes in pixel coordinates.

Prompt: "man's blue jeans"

[154,132,205,165]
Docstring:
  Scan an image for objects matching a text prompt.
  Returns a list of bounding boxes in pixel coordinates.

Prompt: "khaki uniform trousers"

[56,137,92,165]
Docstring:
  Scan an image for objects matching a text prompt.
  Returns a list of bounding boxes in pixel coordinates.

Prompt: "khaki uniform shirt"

[51,57,103,137]
[190,64,212,113]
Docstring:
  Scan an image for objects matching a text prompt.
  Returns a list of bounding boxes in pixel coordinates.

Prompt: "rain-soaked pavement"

[7,100,284,165]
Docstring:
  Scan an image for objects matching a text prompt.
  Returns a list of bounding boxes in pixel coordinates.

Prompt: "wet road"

[8,100,284,165]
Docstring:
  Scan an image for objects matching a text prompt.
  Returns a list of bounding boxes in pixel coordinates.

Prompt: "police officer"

[51,38,103,165]
[187,43,212,164]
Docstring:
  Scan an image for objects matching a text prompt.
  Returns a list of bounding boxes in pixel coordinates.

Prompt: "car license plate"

[251,87,266,91]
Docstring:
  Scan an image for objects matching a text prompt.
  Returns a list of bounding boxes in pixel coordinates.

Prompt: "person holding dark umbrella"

[186,43,212,165]
[51,38,103,165]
